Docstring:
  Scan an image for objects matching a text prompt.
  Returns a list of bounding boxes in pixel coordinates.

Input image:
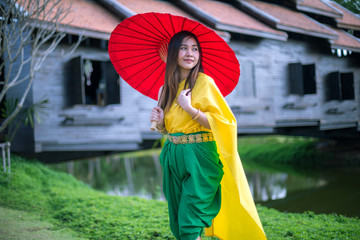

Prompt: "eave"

[295,0,343,19]
[238,0,338,40]
[215,23,287,41]
[177,0,287,41]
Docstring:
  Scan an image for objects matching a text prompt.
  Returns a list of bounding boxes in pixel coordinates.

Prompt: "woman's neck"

[179,69,190,82]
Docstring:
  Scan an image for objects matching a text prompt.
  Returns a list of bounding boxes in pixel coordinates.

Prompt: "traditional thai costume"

[160,72,267,240]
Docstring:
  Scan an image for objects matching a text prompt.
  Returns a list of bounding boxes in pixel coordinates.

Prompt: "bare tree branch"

[0,0,82,135]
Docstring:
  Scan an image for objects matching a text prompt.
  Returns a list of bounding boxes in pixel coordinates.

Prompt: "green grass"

[237,135,326,169]
[1,154,359,239]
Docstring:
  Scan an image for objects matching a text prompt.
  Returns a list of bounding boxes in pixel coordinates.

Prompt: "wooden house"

[3,0,360,161]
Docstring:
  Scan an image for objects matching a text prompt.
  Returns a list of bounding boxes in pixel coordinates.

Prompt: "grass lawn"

[1,151,359,239]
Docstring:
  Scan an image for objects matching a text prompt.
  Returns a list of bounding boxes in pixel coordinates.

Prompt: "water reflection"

[49,153,360,217]
[52,154,165,200]
[246,170,326,202]
[50,155,324,202]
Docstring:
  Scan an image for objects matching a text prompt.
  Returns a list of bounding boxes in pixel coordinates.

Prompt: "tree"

[333,0,360,14]
[0,0,82,135]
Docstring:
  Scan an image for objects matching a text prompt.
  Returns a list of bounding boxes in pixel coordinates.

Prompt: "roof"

[113,0,230,39]
[328,27,360,53]
[329,1,360,31]
[18,0,121,39]
[114,0,193,18]
[182,0,287,41]
[294,0,342,18]
[240,0,338,39]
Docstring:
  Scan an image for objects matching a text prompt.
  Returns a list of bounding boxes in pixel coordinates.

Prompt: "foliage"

[333,0,360,14]
[237,135,327,169]
[1,155,360,239]
[0,97,49,141]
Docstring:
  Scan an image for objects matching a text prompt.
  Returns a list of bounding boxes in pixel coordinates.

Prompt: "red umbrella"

[108,12,240,101]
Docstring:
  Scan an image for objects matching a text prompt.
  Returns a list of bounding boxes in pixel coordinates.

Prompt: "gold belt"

[168,132,214,145]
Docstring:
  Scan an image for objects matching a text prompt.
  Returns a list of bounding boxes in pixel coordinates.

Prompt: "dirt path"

[0,207,86,240]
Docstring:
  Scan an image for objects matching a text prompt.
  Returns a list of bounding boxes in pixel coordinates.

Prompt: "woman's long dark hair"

[158,31,203,114]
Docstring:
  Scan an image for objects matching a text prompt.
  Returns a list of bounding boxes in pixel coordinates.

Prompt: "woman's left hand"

[177,89,192,111]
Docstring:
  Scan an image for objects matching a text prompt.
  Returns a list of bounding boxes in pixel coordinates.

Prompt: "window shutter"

[66,56,84,106]
[325,71,341,101]
[105,61,120,105]
[303,64,316,94]
[341,72,354,100]
[289,63,304,95]
[238,61,255,98]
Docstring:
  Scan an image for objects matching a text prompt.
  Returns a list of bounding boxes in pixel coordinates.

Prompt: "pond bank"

[1,156,359,239]
[237,135,360,168]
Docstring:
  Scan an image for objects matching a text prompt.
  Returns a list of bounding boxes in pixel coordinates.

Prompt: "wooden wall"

[228,35,359,134]
[20,33,360,155]
[32,44,143,153]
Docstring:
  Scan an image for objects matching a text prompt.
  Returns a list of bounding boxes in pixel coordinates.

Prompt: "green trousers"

[159,132,224,240]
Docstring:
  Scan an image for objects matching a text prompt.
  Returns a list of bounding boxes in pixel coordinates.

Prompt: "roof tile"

[296,0,342,18]
[59,0,121,34]
[115,0,194,18]
[329,27,360,52]
[114,0,231,38]
[329,1,360,30]
[187,0,287,39]
[245,0,337,39]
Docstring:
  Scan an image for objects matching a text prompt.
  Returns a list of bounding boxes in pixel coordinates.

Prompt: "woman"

[151,31,266,240]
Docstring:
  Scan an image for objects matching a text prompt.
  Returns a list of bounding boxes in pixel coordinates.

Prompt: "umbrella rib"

[153,13,172,39]
[169,14,176,36]
[109,46,157,51]
[145,66,165,97]
[137,13,171,41]
[203,56,239,75]
[111,31,162,45]
[196,29,214,38]
[203,62,239,84]
[202,47,234,54]
[181,18,186,31]
[118,54,162,71]
[134,60,164,89]
[125,17,166,42]
[189,22,202,33]
[205,67,232,93]
[203,51,239,64]
[110,51,158,63]
[127,57,164,82]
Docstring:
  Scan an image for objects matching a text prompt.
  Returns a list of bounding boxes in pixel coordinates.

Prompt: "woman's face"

[177,36,199,75]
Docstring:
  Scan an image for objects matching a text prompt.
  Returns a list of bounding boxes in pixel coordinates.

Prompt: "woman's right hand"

[150,107,164,126]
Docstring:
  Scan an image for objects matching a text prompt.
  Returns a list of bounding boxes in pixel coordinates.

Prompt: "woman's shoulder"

[197,72,216,86]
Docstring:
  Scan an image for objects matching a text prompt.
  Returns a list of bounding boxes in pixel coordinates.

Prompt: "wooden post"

[1,142,11,173]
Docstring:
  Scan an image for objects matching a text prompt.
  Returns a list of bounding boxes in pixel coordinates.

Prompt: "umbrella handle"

[150,121,157,131]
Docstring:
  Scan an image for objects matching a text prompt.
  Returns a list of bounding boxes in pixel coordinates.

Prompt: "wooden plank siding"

[227,36,359,133]
[32,44,142,152]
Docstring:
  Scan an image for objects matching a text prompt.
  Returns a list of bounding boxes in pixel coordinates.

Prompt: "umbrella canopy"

[108,12,240,100]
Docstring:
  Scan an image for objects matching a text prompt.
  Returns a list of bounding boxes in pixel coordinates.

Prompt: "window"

[66,56,120,107]
[325,71,354,101]
[227,60,255,99]
[239,61,256,97]
[288,63,316,95]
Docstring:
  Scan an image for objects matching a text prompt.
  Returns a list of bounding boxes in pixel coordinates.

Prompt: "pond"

[49,151,360,218]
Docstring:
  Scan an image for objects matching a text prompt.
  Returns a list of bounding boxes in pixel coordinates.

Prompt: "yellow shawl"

[164,73,267,240]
